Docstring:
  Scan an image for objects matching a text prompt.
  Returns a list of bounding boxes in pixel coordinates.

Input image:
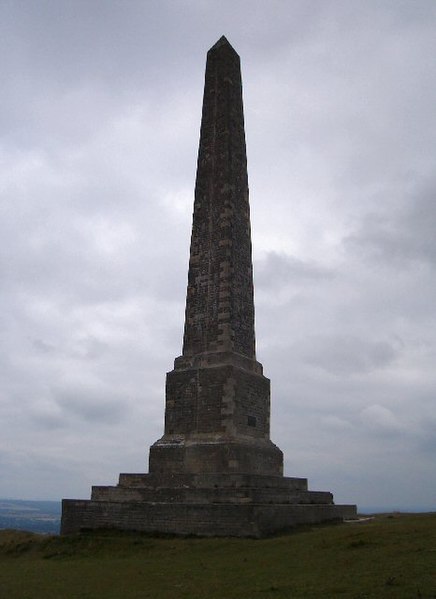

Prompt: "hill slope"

[0,513,435,598]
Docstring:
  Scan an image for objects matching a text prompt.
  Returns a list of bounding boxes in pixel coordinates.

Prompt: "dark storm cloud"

[346,179,436,267]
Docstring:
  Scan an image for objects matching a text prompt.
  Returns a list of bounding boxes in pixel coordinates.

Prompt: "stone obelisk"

[61,37,356,537]
[148,36,283,477]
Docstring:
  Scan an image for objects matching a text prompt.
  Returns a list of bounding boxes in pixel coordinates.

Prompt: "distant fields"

[0,500,60,534]
[0,513,435,598]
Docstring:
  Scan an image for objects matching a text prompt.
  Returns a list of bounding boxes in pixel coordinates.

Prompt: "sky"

[1,0,435,512]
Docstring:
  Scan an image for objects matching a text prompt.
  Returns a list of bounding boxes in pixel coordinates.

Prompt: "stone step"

[91,484,331,505]
[118,472,308,491]
[61,499,357,536]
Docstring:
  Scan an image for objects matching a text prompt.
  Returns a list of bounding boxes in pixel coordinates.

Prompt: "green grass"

[0,513,435,598]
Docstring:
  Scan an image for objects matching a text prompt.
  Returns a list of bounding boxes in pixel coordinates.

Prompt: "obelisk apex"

[181,35,256,361]
[210,35,234,51]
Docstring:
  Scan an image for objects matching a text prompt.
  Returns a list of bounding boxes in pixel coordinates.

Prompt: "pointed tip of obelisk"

[209,35,238,55]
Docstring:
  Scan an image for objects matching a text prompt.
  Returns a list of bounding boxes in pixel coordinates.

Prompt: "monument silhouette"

[61,37,356,536]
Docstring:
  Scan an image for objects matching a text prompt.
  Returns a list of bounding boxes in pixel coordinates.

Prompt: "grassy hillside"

[0,513,435,598]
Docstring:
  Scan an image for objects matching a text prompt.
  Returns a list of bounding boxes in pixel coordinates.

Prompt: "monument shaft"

[183,36,255,360]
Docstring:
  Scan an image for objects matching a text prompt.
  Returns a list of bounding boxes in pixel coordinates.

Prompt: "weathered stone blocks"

[61,500,357,538]
[60,36,357,537]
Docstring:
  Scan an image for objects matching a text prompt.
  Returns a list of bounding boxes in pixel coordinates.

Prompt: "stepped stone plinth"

[61,36,357,537]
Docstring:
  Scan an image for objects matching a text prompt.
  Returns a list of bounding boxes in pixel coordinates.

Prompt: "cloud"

[255,251,333,289]
[301,335,398,376]
[345,179,436,268]
[321,415,353,431]
[359,404,404,433]
[0,1,435,512]
[52,384,127,424]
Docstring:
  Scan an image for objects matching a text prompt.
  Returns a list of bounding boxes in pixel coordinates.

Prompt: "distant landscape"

[0,499,60,534]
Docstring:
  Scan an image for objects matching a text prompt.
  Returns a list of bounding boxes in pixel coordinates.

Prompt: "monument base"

[61,472,357,536]
[149,436,284,477]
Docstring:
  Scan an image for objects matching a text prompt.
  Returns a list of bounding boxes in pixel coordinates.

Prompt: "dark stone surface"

[149,437,283,477]
[61,499,357,538]
[61,36,357,537]
[182,36,254,360]
[151,36,281,477]
[149,362,283,476]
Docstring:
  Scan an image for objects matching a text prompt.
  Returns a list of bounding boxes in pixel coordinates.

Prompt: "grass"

[0,513,435,598]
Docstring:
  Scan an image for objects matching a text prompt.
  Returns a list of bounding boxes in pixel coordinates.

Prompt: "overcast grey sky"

[1,0,435,511]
